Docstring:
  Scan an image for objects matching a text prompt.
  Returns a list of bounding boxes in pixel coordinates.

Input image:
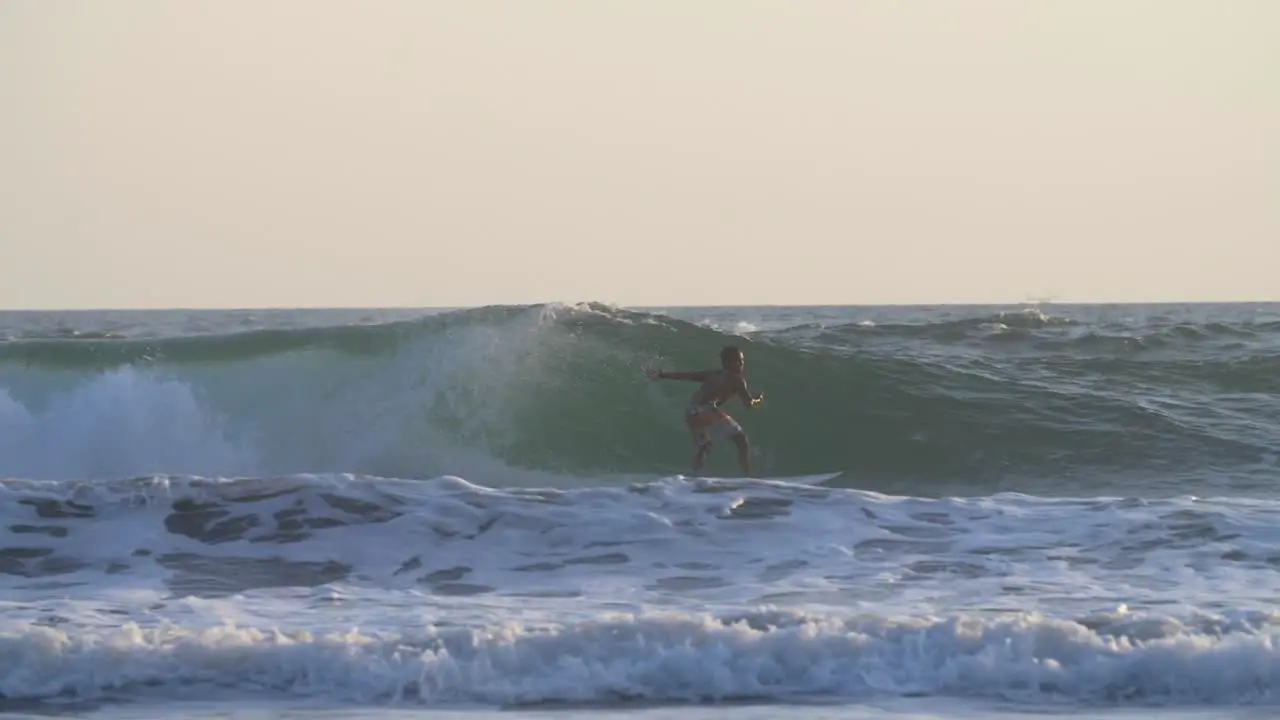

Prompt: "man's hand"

[750,392,764,407]
[644,366,661,380]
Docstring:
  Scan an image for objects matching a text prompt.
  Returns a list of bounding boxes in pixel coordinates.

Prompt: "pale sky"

[2,0,1276,309]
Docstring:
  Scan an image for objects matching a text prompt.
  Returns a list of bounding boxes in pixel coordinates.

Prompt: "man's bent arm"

[736,378,763,407]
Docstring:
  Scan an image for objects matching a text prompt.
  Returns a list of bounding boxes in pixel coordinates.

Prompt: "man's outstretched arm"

[646,368,713,382]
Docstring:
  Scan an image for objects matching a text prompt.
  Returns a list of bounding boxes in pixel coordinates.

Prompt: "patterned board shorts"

[685,404,744,447]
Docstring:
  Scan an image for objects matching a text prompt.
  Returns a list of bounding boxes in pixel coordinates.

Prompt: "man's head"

[719,345,745,374]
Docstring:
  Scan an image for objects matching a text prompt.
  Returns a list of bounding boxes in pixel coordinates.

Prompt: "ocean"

[1,302,1279,719]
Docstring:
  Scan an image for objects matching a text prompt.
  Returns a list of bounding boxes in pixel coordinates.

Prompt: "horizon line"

[4,298,1280,313]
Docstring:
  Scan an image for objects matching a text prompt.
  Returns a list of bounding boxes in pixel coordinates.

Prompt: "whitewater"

[2,302,1280,719]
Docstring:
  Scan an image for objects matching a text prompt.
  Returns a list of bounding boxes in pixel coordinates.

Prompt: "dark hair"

[720,345,743,365]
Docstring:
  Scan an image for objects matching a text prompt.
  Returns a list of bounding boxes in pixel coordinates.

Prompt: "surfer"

[645,345,764,476]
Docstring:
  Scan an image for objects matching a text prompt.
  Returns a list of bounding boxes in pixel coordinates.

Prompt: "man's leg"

[687,416,712,474]
[692,441,711,474]
[731,433,751,476]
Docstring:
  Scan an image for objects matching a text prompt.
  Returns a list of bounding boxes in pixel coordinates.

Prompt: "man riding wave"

[646,345,763,476]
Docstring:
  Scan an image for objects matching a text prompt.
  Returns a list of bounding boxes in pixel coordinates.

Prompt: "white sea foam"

[2,475,1280,683]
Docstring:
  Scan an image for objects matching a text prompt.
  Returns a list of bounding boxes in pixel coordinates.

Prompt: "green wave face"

[1,303,1276,493]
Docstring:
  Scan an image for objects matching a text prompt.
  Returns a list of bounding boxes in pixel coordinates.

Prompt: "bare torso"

[689,371,745,410]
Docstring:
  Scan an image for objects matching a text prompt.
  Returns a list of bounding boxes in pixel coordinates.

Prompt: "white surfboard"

[686,471,842,487]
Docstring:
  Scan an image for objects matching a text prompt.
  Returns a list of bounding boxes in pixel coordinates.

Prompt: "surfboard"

[777,471,842,486]
[687,471,842,487]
